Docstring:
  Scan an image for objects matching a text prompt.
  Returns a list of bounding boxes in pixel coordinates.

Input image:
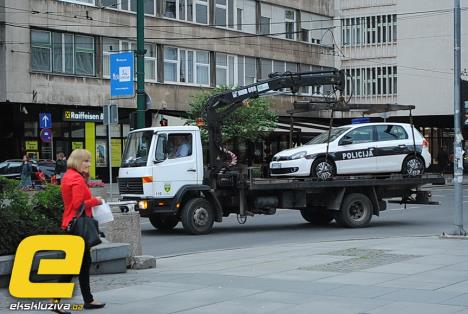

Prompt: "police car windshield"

[121,131,153,167]
[306,127,351,144]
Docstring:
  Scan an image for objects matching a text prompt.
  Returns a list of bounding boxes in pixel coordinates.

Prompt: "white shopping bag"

[92,201,114,224]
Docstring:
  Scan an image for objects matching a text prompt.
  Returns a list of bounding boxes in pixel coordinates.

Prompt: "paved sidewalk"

[2,235,468,314]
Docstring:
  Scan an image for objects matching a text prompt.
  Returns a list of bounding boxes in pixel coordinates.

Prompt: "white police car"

[270,122,431,180]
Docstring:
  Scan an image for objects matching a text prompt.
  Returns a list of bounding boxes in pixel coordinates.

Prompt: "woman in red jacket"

[56,149,105,312]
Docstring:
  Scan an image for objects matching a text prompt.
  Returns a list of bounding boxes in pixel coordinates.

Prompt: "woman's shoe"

[83,301,106,309]
[51,309,71,314]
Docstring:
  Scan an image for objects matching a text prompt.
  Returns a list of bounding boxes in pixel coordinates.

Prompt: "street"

[140,185,468,258]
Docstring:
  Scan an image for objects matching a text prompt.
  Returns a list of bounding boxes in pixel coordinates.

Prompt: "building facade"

[0,0,336,180]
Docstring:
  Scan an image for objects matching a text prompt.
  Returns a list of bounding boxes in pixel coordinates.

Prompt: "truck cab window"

[121,130,154,167]
[155,134,168,162]
[168,133,192,159]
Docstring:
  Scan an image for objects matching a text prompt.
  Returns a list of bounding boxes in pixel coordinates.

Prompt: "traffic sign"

[110,52,134,98]
[39,113,52,129]
[40,128,53,143]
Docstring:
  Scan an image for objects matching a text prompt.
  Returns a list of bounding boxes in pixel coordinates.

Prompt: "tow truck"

[118,70,445,234]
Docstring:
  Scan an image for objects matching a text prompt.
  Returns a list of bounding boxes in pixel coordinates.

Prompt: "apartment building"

[335,0,468,165]
[0,0,336,179]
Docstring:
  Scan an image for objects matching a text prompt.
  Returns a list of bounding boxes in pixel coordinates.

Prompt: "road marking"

[389,206,420,211]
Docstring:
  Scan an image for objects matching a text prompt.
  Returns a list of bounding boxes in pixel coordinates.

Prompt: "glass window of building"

[260,59,273,80]
[164,47,178,82]
[164,0,207,24]
[260,16,270,35]
[59,0,95,5]
[32,30,95,76]
[164,47,209,85]
[216,53,236,87]
[71,122,85,138]
[244,56,256,85]
[215,0,235,28]
[102,0,155,15]
[284,10,295,40]
[24,121,39,137]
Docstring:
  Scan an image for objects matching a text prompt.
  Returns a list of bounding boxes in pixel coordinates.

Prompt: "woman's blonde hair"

[67,149,91,172]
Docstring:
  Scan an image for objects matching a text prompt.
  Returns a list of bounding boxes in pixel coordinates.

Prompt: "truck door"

[152,132,198,198]
[334,125,377,174]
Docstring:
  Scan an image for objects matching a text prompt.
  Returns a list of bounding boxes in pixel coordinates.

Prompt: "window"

[345,126,374,144]
[215,0,234,28]
[260,16,270,35]
[59,0,94,5]
[32,30,95,76]
[285,10,295,40]
[342,14,397,46]
[102,38,156,81]
[345,66,397,97]
[164,0,206,23]
[260,59,273,80]
[31,30,52,72]
[216,53,236,87]
[301,29,309,42]
[377,125,408,141]
[164,47,209,85]
[242,56,256,85]
[168,134,192,158]
[102,0,155,15]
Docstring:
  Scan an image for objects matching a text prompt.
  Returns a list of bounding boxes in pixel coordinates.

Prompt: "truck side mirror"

[154,135,168,163]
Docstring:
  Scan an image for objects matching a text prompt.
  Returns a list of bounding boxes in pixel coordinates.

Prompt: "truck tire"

[149,215,179,231]
[310,158,336,180]
[181,198,214,235]
[335,193,372,228]
[300,208,334,225]
[402,155,425,177]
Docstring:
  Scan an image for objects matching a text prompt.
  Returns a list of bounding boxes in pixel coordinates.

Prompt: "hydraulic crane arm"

[203,69,345,183]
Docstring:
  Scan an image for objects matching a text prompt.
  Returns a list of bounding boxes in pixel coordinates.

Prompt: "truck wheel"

[310,158,336,180]
[335,193,372,228]
[181,198,214,235]
[300,208,333,225]
[149,215,179,231]
[402,155,425,177]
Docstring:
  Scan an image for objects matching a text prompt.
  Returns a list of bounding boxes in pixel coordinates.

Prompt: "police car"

[269,122,431,180]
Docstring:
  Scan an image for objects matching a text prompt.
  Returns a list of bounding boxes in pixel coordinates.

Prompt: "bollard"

[105,211,142,262]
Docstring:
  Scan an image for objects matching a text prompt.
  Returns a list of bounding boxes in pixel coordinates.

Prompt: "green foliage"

[32,184,64,226]
[186,87,277,144]
[0,177,63,256]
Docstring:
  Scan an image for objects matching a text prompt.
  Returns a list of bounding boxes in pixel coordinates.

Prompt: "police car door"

[374,124,410,172]
[334,125,377,174]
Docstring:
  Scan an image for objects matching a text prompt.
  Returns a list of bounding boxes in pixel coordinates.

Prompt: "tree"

[186,87,277,144]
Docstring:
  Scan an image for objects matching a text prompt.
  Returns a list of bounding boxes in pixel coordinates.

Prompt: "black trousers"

[57,248,94,304]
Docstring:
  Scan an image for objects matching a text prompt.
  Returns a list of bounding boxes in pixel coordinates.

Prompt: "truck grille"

[118,178,143,194]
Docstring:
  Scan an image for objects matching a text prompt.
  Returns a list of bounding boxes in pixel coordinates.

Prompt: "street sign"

[103,104,119,125]
[110,52,134,98]
[40,128,53,143]
[39,113,52,129]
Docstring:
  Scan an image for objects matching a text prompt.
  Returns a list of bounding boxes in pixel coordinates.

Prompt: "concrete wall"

[398,0,459,116]
[263,0,333,17]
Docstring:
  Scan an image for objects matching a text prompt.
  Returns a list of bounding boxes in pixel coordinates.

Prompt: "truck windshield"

[121,131,154,167]
[306,127,351,144]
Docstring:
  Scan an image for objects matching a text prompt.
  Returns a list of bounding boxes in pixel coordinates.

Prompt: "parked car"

[0,159,55,181]
[270,122,431,180]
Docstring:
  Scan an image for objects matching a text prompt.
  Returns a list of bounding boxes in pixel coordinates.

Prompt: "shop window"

[96,124,107,137]
[71,122,84,138]
[24,121,38,137]
[53,122,69,138]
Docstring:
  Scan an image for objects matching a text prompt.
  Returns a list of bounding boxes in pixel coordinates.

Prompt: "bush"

[0,177,63,256]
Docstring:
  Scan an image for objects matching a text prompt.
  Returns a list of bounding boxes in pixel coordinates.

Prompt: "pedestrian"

[55,152,67,184]
[19,155,33,190]
[437,147,449,175]
[54,149,105,313]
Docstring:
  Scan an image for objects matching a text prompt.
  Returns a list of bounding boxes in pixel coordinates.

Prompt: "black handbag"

[67,202,102,248]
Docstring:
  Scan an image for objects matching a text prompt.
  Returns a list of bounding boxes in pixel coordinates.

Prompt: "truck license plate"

[271,163,281,169]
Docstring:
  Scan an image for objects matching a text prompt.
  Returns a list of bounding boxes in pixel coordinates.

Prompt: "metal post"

[136,0,146,129]
[289,113,294,148]
[450,0,466,236]
[108,104,113,201]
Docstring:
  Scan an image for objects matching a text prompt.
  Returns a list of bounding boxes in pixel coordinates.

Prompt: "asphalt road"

[140,185,468,258]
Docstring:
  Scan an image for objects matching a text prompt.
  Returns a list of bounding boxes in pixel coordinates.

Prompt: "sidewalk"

[2,235,468,314]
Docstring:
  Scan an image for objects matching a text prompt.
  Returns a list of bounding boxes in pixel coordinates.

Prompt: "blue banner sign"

[110,52,134,98]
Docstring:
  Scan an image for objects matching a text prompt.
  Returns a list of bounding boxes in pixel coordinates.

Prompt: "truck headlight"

[138,200,148,209]
[289,151,307,160]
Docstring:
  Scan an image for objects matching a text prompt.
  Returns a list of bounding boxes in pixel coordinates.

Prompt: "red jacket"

[60,168,101,229]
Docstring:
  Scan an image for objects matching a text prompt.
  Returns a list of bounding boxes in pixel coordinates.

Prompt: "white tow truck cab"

[118,70,445,235]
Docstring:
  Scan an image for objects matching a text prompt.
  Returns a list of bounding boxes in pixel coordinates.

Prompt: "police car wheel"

[402,156,425,177]
[300,208,334,225]
[311,158,336,180]
[181,198,214,235]
[149,214,179,231]
[335,193,372,228]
